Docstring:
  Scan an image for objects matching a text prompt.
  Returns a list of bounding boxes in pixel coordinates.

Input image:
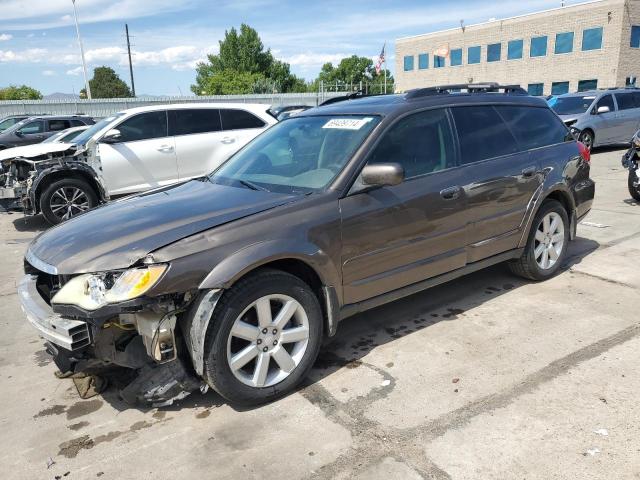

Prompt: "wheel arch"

[518,186,576,248]
[31,165,107,213]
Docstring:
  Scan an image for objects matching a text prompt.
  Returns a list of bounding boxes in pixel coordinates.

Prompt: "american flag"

[375,43,386,75]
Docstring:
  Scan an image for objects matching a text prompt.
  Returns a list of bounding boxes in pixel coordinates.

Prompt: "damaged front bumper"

[18,272,216,406]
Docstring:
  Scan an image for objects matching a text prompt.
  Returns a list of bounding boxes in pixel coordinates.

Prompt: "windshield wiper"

[238,179,269,192]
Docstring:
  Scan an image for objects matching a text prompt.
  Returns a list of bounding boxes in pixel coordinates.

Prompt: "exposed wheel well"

[543,190,573,217]
[34,171,102,211]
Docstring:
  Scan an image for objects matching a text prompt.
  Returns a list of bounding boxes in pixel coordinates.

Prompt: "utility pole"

[125,24,136,97]
[71,0,91,99]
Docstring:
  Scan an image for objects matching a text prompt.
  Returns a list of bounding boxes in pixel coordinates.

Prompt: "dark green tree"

[192,24,307,94]
[0,85,42,100]
[81,66,132,98]
[314,56,394,94]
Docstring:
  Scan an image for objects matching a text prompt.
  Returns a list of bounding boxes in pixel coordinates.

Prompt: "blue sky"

[0,0,582,96]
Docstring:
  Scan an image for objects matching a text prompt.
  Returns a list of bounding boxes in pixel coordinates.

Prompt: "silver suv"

[550,88,640,150]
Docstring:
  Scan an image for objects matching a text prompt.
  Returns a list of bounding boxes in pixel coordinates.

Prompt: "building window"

[487,43,501,62]
[582,27,603,51]
[551,81,570,95]
[632,26,640,48]
[555,32,574,54]
[530,36,548,57]
[468,46,481,64]
[418,53,429,70]
[450,48,462,66]
[404,55,414,71]
[434,55,445,68]
[578,79,598,91]
[528,83,544,96]
[507,39,523,60]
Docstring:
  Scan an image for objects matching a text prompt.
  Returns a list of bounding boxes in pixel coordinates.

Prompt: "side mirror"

[596,105,610,114]
[361,163,404,188]
[100,129,121,144]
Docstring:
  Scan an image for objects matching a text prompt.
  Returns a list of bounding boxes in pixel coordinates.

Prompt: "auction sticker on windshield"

[323,118,373,130]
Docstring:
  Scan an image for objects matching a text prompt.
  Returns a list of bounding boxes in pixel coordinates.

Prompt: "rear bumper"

[18,275,91,351]
[574,178,595,220]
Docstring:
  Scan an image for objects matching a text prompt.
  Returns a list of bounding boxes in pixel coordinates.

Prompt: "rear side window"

[70,119,86,127]
[116,111,168,142]
[220,109,265,130]
[368,108,455,179]
[614,92,636,110]
[169,109,222,136]
[48,119,71,132]
[451,106,518,164]
[496,106,569,150]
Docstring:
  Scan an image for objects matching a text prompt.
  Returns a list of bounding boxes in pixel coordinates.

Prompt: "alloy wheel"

[226,294,310,388]
[49,186,90,221]
[533,212,565,270]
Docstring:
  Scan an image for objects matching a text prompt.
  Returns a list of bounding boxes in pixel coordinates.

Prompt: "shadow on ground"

[12,214,49,233]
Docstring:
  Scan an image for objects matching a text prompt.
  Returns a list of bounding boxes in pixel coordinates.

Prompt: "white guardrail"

[0,92,345,118]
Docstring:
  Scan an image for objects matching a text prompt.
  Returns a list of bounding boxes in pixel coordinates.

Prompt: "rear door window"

[615,92,636,110]
[496,106,569,150]
[451,106,519,164]
[368,108,455,179]
[47,119,72,132]
[116,111,168,142]
[168,109,222,136]
[220,109,266,130]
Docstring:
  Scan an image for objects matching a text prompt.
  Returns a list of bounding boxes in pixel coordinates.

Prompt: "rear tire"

[628,168,640,201]
[509,200,569,281]
[39,178,98,225]
[203,269,323,406]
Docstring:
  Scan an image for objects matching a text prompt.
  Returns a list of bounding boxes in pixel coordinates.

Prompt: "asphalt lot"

[0,147,638,480]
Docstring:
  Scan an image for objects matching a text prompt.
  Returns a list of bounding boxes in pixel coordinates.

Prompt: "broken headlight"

[51,264,167,311]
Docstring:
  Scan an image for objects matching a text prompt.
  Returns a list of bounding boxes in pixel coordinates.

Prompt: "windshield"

[0,117,23,132]
[71,113,124,146]
[551,96,596,115]
[209,115,380,193]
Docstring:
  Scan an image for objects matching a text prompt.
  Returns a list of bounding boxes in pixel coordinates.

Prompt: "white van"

[0,103,277,224]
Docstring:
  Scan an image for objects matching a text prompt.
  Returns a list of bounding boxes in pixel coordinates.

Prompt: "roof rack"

[319,91,380,106]
[405,83,528,100]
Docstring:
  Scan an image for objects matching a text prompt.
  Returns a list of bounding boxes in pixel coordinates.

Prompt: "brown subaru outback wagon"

[19,84,595,406]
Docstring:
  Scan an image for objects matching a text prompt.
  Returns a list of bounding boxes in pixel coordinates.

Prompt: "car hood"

[27,179,300,274]
[0,143,75,162]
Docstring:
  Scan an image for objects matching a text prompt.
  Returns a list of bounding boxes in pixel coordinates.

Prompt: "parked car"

[0,115,94,150]
[550,88,640,150]
[0,104,276,224]
[18,84,594,406]
[0,115,29,133]
[621,130,640,201]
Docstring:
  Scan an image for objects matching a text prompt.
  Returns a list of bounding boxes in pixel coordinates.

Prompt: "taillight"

[577,141,590,163]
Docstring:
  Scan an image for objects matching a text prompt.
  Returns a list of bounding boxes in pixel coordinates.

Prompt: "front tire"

[203,269,323,405]
[509,200,569,281]
[39,178,98,225]
[579,130,594,151]
[628,168,640,201]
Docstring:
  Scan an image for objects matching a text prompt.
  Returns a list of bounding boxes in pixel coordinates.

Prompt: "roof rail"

[319,91,380,106]
[405,83,528,100]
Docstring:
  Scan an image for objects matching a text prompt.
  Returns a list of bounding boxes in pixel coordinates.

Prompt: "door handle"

[521,166,537,177]
[221,137,236,144]
[157,145,174,152]
[439,185,461,200]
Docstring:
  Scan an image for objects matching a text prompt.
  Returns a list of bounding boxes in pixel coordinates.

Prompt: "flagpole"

[384,41,387,94]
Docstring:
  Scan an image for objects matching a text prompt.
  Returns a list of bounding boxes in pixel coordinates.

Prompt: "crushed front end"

[19,253,205,406]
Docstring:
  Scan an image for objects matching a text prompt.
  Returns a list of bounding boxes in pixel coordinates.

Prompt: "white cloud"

[0,34,12,41]
[66,66,83,76]
[85,46,125,63]
[60,15,72,22]
[42,69,56,76]
[285,52,350,68]
[0,48,48,62]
